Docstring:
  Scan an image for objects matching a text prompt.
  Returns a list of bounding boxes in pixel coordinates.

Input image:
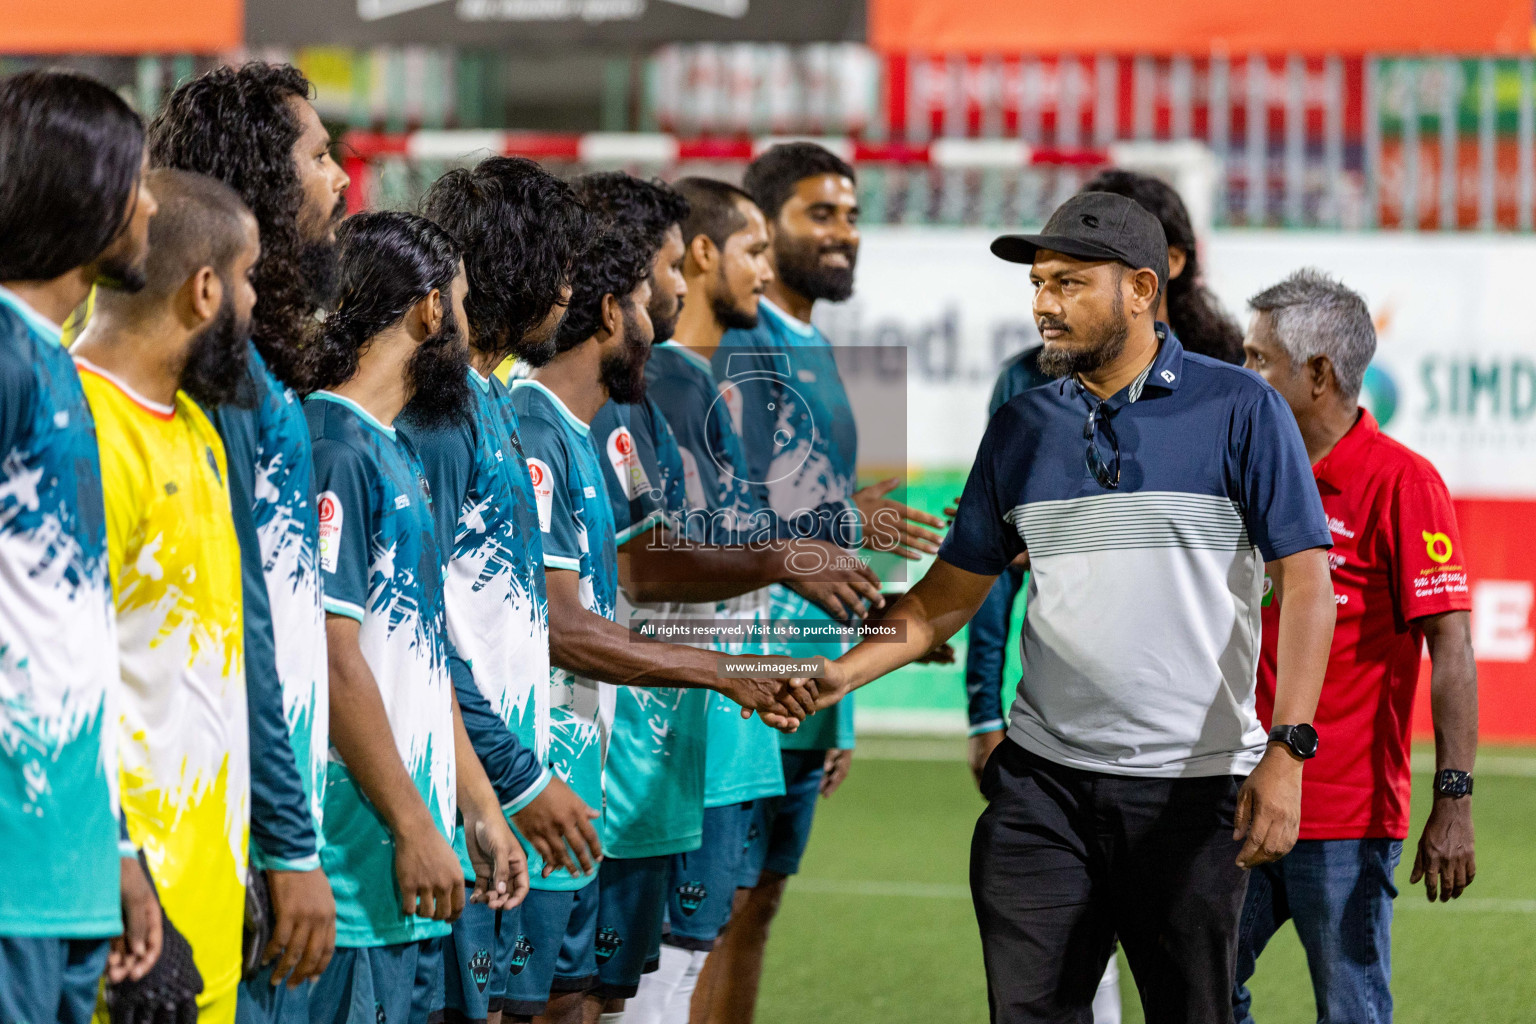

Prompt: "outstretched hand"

[854,478,946,560]
[722,669,816,731]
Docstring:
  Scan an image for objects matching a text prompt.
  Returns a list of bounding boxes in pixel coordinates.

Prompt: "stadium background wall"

[844,227,1536,742]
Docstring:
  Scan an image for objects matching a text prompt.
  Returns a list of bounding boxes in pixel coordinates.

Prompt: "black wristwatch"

[1434,769,1474,798]
[1268,723,1319,760]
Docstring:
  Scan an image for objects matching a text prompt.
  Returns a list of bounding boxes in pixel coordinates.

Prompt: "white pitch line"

[791,878,1536,914]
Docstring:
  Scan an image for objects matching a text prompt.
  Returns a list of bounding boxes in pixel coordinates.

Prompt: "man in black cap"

[810,192,1339,1023]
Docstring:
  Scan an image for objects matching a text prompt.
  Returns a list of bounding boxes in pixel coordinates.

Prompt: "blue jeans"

[1233,838,1402,1024]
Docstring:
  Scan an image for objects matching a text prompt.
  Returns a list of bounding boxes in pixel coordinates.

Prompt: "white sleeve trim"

[615,509,665,546]
[968,719,1006,737]
[323,597,366,622]
[502,767,553,816]
[543,554,581,571]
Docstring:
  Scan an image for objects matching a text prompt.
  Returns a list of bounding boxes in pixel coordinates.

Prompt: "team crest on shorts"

[595,927,624,964]
[375,1002,386,1024]
[470,948,494,992]
[744,823,760,850]
[510,935,534,975]
[676,881,707,916]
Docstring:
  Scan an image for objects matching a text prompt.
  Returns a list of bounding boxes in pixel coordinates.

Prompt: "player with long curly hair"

[149,61,350,1024]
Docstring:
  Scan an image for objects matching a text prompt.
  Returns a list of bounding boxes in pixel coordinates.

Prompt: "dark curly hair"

[319,211,468,424]
[743,142,857,220]
[420,156,589,368]
[0,70,144,282]
[147,63,332,391]
[552,172,671,354]
[1082,168,1244,365]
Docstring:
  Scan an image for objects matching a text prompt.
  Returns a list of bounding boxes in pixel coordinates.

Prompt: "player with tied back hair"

[0,66,165,1024]
[404,156,597,1024]
[73,167,264,1024]
[306,211,527,1024]
[1235,269,1478,1024]
[149,62,349,1019]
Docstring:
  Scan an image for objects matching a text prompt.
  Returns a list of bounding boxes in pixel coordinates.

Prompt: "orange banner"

[870,0,1533,56]
[1,0,242,54]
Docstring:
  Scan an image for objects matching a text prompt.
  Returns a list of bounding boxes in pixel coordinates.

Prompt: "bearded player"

[149,63,347,1015]
[73,168,263,1024]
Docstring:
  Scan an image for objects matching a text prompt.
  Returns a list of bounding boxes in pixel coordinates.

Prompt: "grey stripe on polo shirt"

[1006,491,1251,557]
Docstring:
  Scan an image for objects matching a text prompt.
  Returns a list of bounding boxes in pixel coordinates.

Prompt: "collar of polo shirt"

[1068,322,1184,410]
[1312,408,1380,494]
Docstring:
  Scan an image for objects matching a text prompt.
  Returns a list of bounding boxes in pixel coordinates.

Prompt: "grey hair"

[1247,269,1376,397]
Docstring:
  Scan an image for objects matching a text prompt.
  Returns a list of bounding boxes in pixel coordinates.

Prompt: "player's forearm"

[548,599,726,691]
[621,539,787,603]
[1269,548,1335,727]
[1423,610,1479,772]
[325,618,438,837]
[836,559,994,693]
[451,692,504,824]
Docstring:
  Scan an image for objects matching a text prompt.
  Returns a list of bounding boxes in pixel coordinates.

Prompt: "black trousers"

[971,739,1249,1024]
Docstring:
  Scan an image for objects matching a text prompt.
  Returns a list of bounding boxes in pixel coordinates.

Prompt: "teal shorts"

[310,937,443,1024]
[0,936,110,1024]
[593,856,668,999]
[440,890,514,1024]
[501,883,598,1018]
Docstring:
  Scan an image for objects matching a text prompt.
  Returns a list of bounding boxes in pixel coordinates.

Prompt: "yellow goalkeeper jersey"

[78,356,249,1014]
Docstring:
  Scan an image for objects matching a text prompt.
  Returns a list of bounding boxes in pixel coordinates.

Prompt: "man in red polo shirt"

[1234,269,1478,1024]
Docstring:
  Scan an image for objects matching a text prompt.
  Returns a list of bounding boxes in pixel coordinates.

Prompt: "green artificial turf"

[757,742,1536,1023]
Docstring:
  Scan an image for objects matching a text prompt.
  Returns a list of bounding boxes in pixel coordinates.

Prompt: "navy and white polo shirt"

[939,328,1330,778]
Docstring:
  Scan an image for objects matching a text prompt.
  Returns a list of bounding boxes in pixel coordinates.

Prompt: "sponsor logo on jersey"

[719,379,745,437]
[528,458,554,533]
[606,426,651,500]
[677,447,707,510]
[317,491,342,573]
[1424,530,1454,564]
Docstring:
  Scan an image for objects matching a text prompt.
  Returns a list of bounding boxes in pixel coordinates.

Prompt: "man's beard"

[510,299,570,369]
[1037,303,1130,380]
[773,234,857,303]
[180,293,253,409]
[298,236,341,311]
[405,308,472,427]
[600,303,652,404]
[713,269,759,331]
[648,290,681,346]
[298,196,347,310]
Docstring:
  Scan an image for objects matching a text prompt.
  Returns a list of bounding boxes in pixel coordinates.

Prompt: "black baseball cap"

[991,191,1169,292]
